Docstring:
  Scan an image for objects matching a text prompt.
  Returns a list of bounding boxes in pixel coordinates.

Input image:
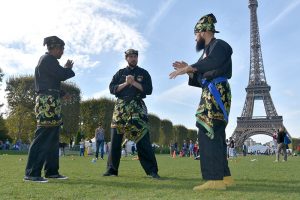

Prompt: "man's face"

[126,54,138,67]
[195,32,206,52]
[54,46,64,59]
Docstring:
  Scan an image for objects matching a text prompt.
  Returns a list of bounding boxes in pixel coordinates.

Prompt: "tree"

[5,75,80,143]
[0,115,10,142]
[0,68,4,111]
[187,129,198,143]
[148,113,161,143]
[80,98,115,141]
[159,119,173,146]
[173,125,189,148]
[0,68,10,141]
[5,105,35,142]
[60,82,81,142]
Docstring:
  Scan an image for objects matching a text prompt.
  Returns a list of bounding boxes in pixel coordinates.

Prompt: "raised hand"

[64,59,74,68]
[172,61,188,70]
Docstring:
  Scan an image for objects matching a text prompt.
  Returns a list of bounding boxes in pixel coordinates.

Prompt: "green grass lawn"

[0,152,299,200]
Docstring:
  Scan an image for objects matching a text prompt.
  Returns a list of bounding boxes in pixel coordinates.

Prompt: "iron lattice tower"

[231,0,290,147]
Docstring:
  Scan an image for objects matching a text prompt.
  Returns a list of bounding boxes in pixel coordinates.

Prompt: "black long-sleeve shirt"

[34,53,75,93]
[277,131,286,144]
[109,66,152,99]
[189,38,232,88]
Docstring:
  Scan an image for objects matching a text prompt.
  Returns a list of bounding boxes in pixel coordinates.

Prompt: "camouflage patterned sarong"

[195,81,231,139]
[111,98,149,143]
[35,94,62,127]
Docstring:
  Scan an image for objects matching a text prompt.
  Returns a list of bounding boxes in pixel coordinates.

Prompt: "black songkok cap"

[43,36,65,48]
[125,49,138,57]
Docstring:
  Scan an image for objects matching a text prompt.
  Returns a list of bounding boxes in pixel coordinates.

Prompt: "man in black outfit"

[103,49,159,179]
[24,36,75,183]
[170,13,234,191]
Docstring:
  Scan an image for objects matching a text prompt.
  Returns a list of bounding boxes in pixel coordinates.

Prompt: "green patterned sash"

[111,98,149,143]
[35,94,62,127]
[196,81,231,139]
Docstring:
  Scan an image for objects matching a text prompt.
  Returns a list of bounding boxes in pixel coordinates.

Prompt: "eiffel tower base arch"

[231,116,290,147]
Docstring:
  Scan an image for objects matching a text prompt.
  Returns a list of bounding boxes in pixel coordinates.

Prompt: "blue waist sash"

[201,77,228,122]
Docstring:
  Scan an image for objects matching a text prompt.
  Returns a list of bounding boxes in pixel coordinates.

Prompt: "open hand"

[64,59,74,68]
[172,61,188,70]
[169,67,188,79]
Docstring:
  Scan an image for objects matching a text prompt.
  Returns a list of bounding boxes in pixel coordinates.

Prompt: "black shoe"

[103,169,118,176]
[23,176,48,183]
[45,174,68,180]
[149,172,160,179]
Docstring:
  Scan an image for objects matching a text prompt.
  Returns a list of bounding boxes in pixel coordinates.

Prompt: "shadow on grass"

[53,176,199,190]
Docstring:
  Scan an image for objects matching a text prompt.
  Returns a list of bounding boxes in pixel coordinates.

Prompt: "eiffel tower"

[231,0,290,147]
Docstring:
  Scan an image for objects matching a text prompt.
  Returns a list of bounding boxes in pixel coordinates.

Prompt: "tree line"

[0,74,197,148]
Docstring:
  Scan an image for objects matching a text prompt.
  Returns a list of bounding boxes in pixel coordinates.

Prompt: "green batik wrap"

[111,98,149,143]
[35,94,62,127]
[195,81,231,139]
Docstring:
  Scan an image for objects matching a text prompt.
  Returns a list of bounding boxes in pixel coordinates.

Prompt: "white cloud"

[265,0,300,30]
[0,0,148,76]
[91,89,112,100]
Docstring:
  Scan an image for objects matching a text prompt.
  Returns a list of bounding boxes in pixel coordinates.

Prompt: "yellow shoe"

[193,180,226,191]
[223,176,235,187]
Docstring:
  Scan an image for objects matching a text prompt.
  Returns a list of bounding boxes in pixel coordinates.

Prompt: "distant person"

[69,137,73,149]
[95,124,105,160]
[79,139,85,156]
[275,127,287,162]
[189,140,194,157]
[5,139,10,150]
[272,130,278,154]
[59,142,67,156]
[131,143,136,155]
[242,144,247,156]
[24,36,74,183]
[229,137,236,159]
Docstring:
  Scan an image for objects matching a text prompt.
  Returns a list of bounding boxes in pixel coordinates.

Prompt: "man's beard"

[128,61,137,68]
[196,38,205,52]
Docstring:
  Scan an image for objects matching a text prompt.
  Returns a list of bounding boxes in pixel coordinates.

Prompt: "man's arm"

[43,57,75,81]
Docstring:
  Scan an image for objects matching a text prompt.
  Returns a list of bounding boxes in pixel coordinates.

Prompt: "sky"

[1,0,300,144]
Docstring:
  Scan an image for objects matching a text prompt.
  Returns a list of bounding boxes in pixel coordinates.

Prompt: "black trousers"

[25,126,60,177]
[107,128,158,175]
[198,121,231,180]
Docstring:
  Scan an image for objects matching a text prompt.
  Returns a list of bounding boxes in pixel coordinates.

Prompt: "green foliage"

[159,119,173,146]
[148,113,161,143]
[187,129,198,142]
[173,125,189,148]
[80,98,115,141]
[60,82,81,142]
[291,137,300,151]
[6,75,36,110]
[5,75,80,143]
[0,116,10,141]
[5,105,36,142]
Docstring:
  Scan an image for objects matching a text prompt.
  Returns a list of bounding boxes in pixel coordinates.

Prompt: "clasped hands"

[169,61,196,79]
[125,75,135,86]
